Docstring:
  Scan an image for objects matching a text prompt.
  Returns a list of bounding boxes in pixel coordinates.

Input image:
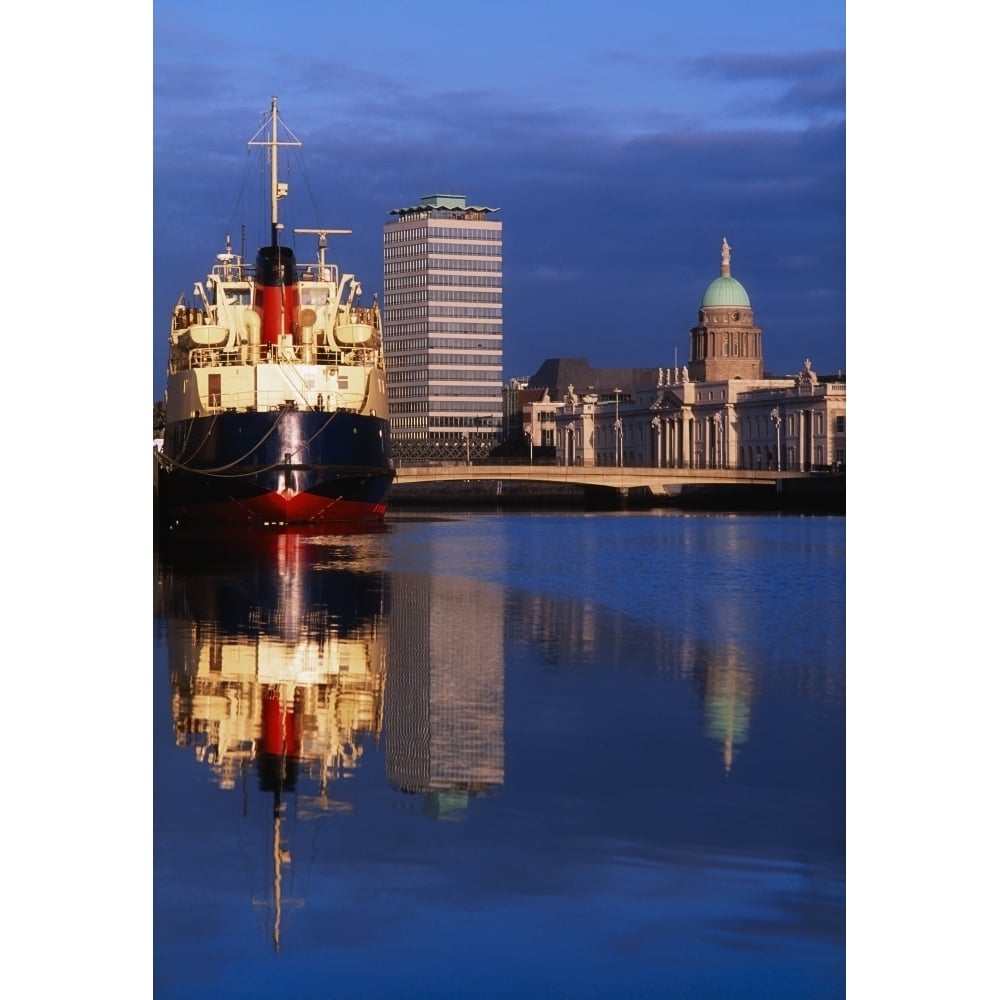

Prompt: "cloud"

[153,19,845,389]
[684,49,846,121]
[688,49,845,82]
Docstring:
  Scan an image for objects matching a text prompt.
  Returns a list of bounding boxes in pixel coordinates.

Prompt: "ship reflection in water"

[158,526,505,950]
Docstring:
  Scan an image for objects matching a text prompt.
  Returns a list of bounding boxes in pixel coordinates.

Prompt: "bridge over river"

[389,464,840,509]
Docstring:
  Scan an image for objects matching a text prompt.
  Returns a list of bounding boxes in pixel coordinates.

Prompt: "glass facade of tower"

[383,194,503,446]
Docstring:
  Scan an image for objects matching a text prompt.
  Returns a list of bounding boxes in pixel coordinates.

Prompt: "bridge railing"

[393,456,563,468]
[392,464,794,482]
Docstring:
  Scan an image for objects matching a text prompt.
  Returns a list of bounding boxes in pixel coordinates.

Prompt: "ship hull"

[157,408,394,526]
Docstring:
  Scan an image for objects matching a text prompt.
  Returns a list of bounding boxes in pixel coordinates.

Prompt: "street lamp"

[524,427,533,465]
[613,387,623,467]
[465,430,471,466]
[713,411,725,469]
[651,418,662,468]
[770,407,781,472]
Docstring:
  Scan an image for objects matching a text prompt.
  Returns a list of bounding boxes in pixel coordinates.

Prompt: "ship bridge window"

[301,288,330,306]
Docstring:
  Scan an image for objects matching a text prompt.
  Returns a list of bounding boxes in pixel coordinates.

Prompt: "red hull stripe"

[169,491,388,525]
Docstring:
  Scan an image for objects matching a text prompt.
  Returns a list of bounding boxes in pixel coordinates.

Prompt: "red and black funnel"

[254,245,300,345]
[258,687,302,792]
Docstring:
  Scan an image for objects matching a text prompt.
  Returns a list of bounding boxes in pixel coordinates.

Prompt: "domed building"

[518,236,846,474]
[688,238,763,381]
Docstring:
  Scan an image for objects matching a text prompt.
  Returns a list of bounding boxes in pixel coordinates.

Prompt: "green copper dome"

[701,238,751,308]
[701,275,751,308]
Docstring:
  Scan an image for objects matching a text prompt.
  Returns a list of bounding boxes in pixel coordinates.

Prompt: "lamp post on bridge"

[465,430,471,467]
[524,427,533,465]
[613,387,623,467]
[770,407,781,472]
[713,411,725,469]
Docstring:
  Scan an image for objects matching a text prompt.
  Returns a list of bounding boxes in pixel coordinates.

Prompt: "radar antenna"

[293,228,352,272]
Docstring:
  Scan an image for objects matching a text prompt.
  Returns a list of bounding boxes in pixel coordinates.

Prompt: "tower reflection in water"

[384,571,505,819]
[158,525,505,948]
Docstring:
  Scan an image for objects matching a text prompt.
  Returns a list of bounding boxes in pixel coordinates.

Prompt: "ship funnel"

[254,246,300,346]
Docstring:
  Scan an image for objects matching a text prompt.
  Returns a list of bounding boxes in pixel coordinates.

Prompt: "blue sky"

[152,0,845,391]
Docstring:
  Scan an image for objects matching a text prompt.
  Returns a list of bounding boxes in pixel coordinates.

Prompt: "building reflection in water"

[695,642,755,775]
[385,573,505,820]
[158,525,507,946]
[504,588,756,775]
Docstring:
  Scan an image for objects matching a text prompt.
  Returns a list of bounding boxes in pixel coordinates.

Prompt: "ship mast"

[271,791,286,952]
[248,96,302,248]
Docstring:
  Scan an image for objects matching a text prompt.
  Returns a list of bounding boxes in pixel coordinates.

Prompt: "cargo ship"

[155,97,394,528]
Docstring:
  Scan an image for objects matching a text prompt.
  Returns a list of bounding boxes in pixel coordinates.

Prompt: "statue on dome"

[721,237,731,275]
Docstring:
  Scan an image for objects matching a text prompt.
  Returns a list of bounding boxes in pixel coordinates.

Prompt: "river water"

[153,509,845,998]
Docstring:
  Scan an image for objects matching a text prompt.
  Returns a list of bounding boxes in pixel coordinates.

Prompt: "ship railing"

[210,262,254,282]
[197,387,368,414]
[297,265,340,284]
[274,343,380,366]
[251,340,375,364]
[270,388,366,412]
[209,262,347,289]
[176,346,383,372]
[186,349,243,369]
[327,345,380,366]
[314,346,351,365]
[189,348,221,368]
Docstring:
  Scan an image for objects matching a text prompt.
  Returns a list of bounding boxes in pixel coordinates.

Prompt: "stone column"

[722,405,734,470]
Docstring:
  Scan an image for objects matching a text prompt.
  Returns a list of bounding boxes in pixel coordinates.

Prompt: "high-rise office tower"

[383,194,503,452]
